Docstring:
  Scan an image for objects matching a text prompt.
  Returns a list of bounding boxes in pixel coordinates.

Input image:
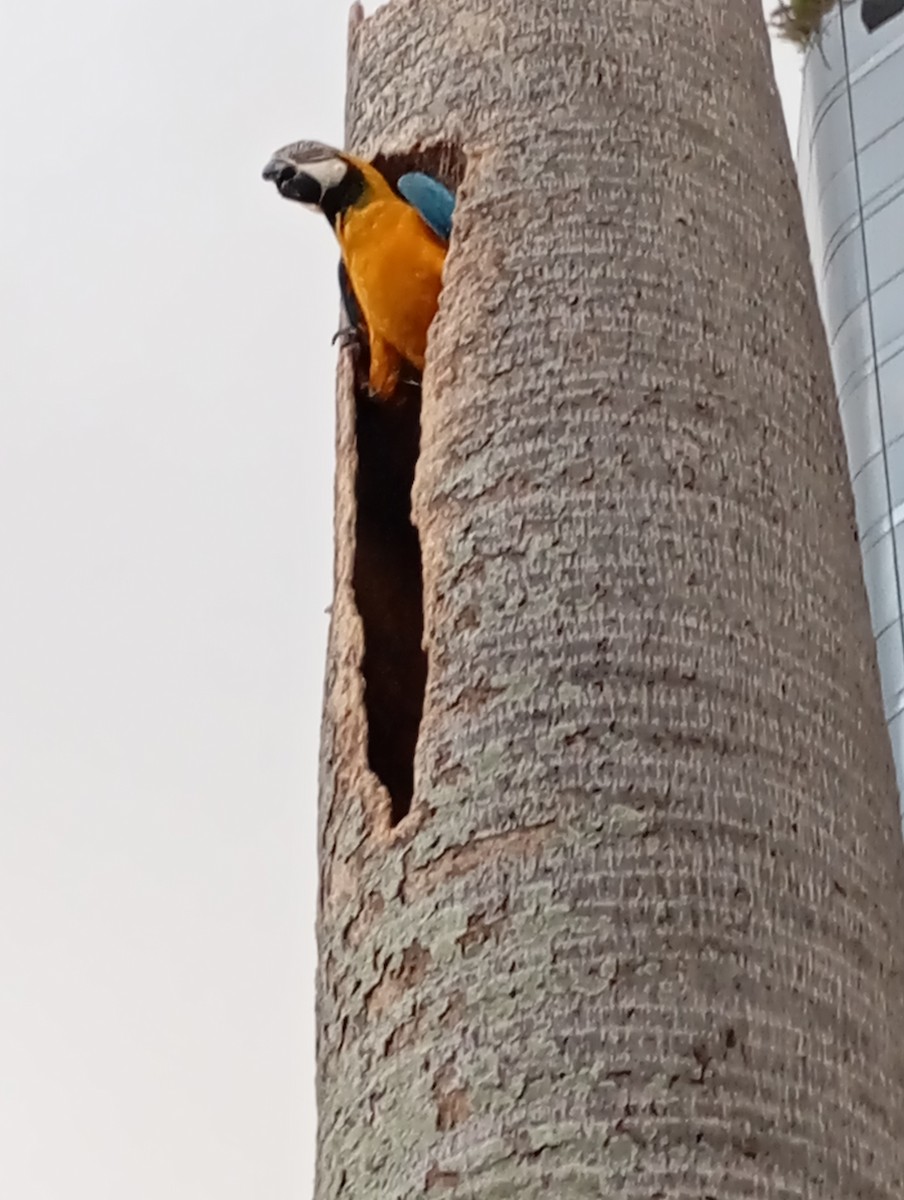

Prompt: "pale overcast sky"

[0,3,799,1196]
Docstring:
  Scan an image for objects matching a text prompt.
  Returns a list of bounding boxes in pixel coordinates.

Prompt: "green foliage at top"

[769,0,844,44]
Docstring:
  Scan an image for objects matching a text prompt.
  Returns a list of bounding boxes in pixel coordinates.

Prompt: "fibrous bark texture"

[316,1,904,1196]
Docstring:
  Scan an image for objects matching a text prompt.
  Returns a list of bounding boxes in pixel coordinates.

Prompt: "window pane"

[862,0,904,33]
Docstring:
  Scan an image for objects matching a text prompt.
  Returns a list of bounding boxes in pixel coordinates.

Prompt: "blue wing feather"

[396,172,456,242]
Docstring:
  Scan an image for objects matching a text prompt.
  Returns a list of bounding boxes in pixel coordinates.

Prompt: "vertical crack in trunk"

[352,389,426,824]
[348,144,464,826]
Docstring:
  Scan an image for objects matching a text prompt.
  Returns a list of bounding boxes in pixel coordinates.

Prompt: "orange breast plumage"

[338,196,447,398]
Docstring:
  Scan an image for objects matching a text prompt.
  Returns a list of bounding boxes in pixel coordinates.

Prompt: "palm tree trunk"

[315,1,904,1195]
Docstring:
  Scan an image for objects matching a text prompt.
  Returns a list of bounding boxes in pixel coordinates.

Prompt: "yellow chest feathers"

[337,199,447,372]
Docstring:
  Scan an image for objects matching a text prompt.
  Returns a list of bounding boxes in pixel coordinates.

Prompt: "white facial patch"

[302,157,348,193]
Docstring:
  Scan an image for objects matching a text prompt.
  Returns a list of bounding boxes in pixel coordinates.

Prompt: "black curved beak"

[262,158,294,186]
[261,158,322,205]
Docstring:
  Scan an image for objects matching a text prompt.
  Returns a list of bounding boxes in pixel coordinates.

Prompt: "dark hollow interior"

[350,145,464,825]
[353,388,425,824]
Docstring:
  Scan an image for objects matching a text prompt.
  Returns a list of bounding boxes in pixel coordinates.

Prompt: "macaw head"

[262,140,387,226]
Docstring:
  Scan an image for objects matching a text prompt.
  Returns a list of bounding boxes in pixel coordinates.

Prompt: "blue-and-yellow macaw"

[262,141,455,401]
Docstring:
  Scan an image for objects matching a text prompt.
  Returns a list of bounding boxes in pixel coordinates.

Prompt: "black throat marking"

[321,165,367,227]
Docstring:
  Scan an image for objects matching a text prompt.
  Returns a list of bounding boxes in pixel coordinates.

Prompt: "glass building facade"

[795,0,904,792]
